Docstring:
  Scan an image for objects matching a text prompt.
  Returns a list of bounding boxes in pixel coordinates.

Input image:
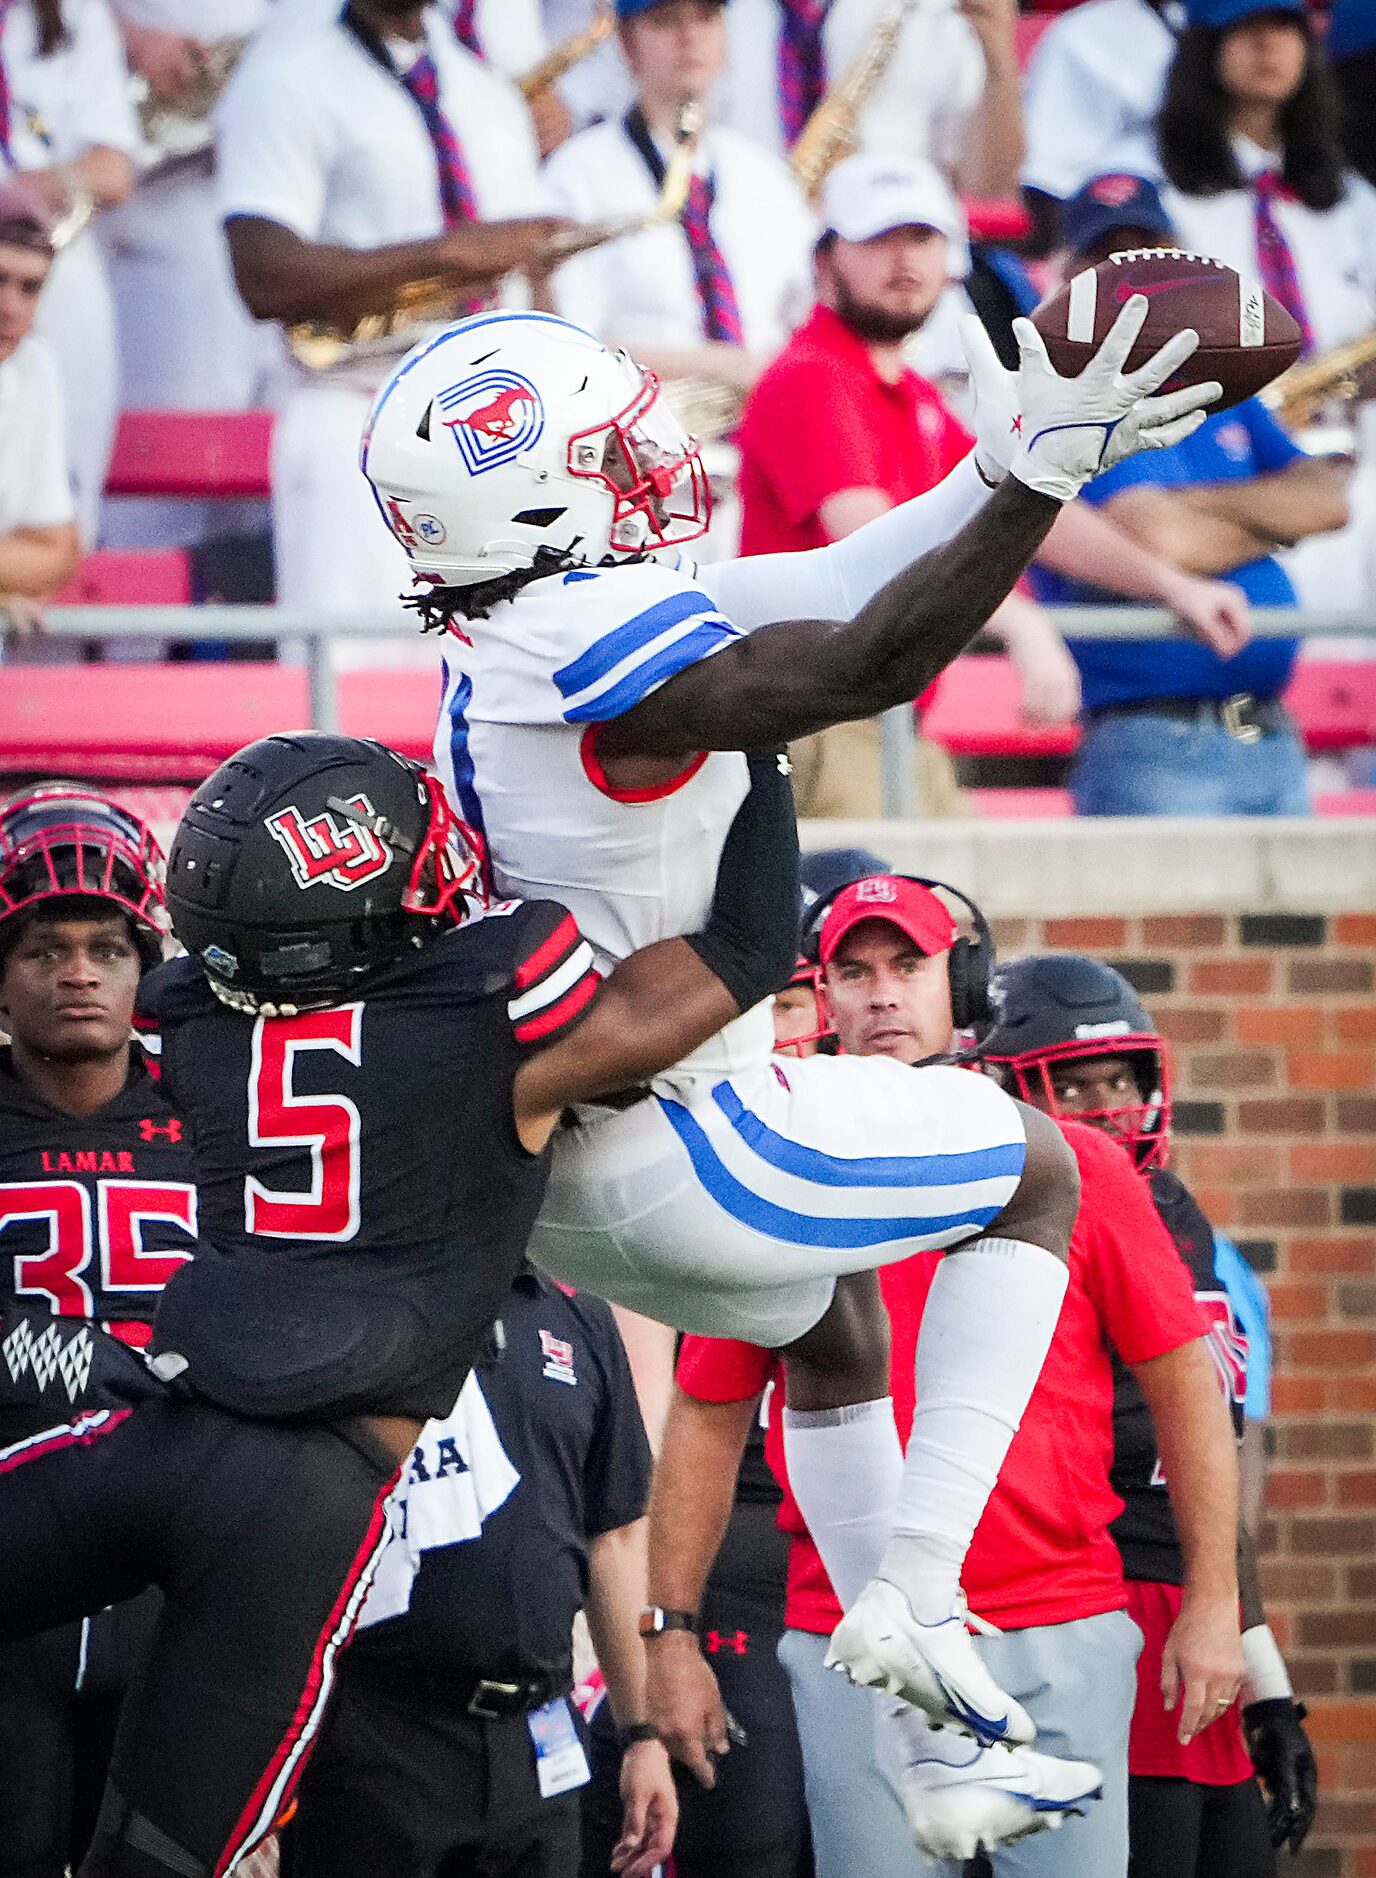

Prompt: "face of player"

[1216,14,1309,110]
[0,914,140,1064]
[0,242,50,363]
[819,226,950,346]
[772,980,822,1057]
[823,920,954,1064]
[621,0,727,110]
[1022,1052,1140,1124]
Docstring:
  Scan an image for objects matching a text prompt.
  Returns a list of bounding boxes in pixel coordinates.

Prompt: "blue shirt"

[1212,1231,1273,1421]
[1032,400,1303,712]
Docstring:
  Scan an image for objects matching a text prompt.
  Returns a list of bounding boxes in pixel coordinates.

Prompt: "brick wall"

[988,906,1376,1878]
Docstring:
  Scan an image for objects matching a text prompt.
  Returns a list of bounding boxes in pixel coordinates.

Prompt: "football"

[1030,248,1303,414]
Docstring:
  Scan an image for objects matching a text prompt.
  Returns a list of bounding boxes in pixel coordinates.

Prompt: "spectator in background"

[216,0,562,665]
[1150,0,1376,614]
[720,0,1025,205]
[1328,0,1376,188]
[101,0,276,555]
[0,181,78,652]
[544,0,815,555]
[736,153,1252,817]
[1,0,138,545]
[1034,173,1349,816]
[1020,0,1178,249]
[283,1267,675,1878]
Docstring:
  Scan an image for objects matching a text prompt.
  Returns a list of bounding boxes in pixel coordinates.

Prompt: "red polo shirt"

[737,303,974,557]
[677,1120,1208,1635]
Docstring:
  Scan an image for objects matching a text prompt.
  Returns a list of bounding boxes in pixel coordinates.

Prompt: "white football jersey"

[433,558,776,1086]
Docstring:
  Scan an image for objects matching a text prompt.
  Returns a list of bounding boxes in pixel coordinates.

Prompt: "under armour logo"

[705,1629,750,1656]
[776,752,792,776]
[138,1117,183,1143]
[3,1317,93,1402]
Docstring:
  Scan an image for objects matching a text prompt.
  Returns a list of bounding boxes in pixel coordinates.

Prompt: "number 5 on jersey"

[246,1008,363,1242]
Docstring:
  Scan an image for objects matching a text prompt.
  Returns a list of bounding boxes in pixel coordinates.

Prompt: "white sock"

[781,1397,902,1611]
[880,1238,1069,1622]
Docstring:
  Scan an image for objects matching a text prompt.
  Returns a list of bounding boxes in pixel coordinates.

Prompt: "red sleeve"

[507,902,601,1048]
[1068,1122,1209,1365]
[676,1334,773,1404]
[738,356,889,530]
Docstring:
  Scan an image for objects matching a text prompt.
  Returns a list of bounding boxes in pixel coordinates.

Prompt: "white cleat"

[900,1739,1104,1860]
[825,1579,1036,1746]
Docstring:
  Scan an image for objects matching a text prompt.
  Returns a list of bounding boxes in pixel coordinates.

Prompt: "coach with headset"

[646,871,1241,1878]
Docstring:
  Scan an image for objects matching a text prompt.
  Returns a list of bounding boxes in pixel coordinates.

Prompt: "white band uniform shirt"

[544,117,815,358]
[1159,137,1376,609]
[2,0,140,543]
[215,3,547,645]
[0,334,76,666]
[1020,0,1179,200]
[719,0,985,177]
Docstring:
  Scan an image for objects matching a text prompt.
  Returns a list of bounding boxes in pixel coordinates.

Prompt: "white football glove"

[960,298,1223,504]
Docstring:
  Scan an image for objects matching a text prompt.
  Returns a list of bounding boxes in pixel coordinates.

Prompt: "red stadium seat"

[967,787,1074,816]
[922,657,1079,759]
[1283,659,1376,753]
[105,411,273,500]
[52,551,192,607]
[965,198,1032,243]
[1314,790,1376,816]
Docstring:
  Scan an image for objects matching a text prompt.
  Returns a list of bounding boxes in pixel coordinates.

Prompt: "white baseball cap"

[820,152,969,276]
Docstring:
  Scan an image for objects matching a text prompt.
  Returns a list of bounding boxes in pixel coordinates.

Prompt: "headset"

[800,873,997,1041]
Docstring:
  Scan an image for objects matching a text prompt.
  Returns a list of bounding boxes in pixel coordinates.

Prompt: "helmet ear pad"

[947,924,994,1037]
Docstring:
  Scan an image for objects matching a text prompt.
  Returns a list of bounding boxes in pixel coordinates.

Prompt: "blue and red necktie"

[400,50,477,229]
[450,0,483,58]
[0,0,15,161]
[1252,169,1315,357]
[777,0,829,149]
[680,173,745,345]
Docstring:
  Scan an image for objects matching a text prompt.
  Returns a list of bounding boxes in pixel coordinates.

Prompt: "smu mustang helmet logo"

[266,793,393,893]
[438,369,544,477]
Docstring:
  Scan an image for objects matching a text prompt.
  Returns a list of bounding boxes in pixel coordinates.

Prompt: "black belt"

[1083,693,1289,742]
[348,1652,559,1719]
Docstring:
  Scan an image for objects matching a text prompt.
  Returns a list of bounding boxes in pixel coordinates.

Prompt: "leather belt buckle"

[1220,694,1263,743]
[468,1678,524,1720]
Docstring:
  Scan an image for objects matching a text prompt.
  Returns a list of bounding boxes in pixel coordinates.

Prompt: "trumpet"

[517,8,614,101]
[285,101,704,374]
[1260,330,1376,431]
[789,0,918,198]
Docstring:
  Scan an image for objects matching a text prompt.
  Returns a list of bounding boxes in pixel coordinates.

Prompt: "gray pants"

[779,1609,1142,1878]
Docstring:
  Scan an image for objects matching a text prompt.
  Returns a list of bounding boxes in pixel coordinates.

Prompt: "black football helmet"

[0,785,170,969]
[167,733,484,1015]
[980,954,1171,1169]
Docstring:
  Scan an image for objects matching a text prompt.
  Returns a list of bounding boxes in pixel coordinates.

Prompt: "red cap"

[818,875,958,964]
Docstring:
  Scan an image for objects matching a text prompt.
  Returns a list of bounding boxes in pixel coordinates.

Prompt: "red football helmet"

[772,958,835,1058]
[0,786,170,967]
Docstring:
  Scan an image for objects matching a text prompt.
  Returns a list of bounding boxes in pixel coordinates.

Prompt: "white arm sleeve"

[698,452,989,631]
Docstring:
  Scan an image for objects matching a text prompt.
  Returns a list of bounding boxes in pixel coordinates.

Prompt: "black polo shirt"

[350,1269,651,1689]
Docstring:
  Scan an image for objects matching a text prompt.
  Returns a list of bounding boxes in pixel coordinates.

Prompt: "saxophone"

[517,8,614,101]
[285,101,704,374]
[1260,330,1376,431]
[788,0,920,199]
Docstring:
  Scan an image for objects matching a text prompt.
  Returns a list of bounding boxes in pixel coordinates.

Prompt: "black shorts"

[1129,1773,1276,1878]
[0,1396,397,1878]
[281,1664,583,1878]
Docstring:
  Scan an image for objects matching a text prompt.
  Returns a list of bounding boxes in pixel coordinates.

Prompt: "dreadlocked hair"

[404,543,646,630]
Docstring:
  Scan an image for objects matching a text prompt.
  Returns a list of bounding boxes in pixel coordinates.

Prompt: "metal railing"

[30,603,1376,815]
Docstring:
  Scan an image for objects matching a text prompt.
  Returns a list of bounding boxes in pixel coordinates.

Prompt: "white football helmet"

[359,310,711,589]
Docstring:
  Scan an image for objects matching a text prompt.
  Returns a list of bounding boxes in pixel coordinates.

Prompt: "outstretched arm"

[511,750,798,1150]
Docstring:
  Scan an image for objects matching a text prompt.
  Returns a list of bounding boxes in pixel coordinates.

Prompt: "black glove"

[687,748,800,1013]
[0,1307,174,1415]
[1243,1697,1318,1855]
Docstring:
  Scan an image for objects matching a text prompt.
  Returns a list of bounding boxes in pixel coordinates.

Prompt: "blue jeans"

[1070,711,1311,816]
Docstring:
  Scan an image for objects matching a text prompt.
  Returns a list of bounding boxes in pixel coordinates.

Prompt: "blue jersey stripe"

[659,1100,1003,1249]
[710,1083,1026,1189]
[446,669,487,847]
[554,590,730,701]
[563,622,736,723]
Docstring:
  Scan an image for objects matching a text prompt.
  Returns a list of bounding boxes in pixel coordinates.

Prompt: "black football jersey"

[1110,1167,1249,1585]
[139,901,601,1422]
[0,1047,196,1444]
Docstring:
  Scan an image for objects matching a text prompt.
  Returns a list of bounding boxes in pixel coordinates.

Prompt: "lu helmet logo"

[439,369,544,477]
[266,792,393,893]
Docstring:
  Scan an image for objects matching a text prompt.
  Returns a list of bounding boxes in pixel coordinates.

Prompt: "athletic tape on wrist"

[1242,1624,1294,1706]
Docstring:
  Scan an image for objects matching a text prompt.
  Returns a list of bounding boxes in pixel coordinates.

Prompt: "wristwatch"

[638,1606,697,1638]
